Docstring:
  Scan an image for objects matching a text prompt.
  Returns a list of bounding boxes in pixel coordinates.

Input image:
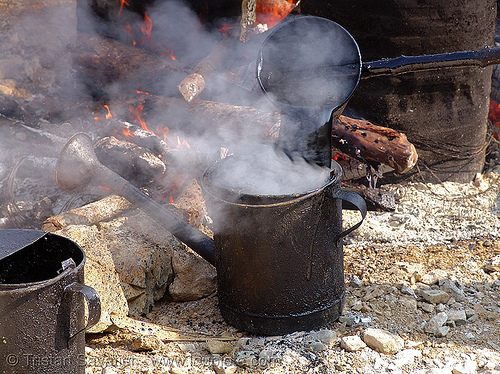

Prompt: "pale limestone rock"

[57,225,128,333]
[341,335,367,352]
[363,328,404,355]
[207,340,234,354]
[168,245,217,301]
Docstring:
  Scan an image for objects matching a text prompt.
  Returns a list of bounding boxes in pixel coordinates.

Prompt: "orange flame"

[93,105,114,121]
[129,104,154,134]
[256,0,297,29]
[118,0,130,15]
[140,12,153,40]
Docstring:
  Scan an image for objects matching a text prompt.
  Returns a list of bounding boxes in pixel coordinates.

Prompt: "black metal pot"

[0,230,101,374]
[201,157,366,335]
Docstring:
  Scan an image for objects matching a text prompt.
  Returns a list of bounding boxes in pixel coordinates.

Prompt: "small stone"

[310,329,338,346]
[349,274,364,288]
[363,286,385,301]
[473,303,486,314]
[351,300,363,311]
[446,309,467,326]
[207,340,233,355]
[339,313,358,326]
[235,351,258,368]
[363,328,404,355]
[102,368,120,374]
[484,255,500,273]
[424,312,448,336]
[304,340,327,352]
[400,296,418,311]
[435,326,451,337]
[130,335,164,352]
[436,303,447,313]
[85,346,94,354]
[394,349,422,367]
[213,362,237,374]
[420,270,447,285]
[340,335,367,352]
[439,279,465,301]
[401,285,416,297]
[420,289,451,304]
[467,314,479,323]
[421,303,435,313]
[170,367,188,374]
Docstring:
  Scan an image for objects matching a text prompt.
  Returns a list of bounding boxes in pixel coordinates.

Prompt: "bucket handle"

[332,189,367,241]
[64,282,101,344]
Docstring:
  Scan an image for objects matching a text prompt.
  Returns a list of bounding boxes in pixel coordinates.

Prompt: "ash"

[344,172,500,246]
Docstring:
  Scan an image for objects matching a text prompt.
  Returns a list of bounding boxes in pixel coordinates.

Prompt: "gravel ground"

[84,171,500,374]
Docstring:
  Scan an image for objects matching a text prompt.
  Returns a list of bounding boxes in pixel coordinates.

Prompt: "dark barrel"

[300,0,496,182]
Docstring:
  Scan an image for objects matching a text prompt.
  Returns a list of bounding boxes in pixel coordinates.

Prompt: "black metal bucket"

[0,230,101,374]
[201,157,366,335]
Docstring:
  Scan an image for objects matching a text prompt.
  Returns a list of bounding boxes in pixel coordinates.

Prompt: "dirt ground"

[83,174,500,374]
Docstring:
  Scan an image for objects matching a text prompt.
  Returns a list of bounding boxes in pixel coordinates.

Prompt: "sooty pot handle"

[332,189,367,241]
[64,282,101,343]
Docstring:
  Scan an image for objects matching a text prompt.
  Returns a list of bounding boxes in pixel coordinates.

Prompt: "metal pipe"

[55,133,216,265]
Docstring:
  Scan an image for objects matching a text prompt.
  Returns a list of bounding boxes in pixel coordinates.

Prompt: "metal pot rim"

[201,158,343,208]
[0,231,85,290]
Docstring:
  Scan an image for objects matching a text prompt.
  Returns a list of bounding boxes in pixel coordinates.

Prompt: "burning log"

[332,115,418,174]
[104,119,169,156]
[178,39,232,102]
[143,95,280,141]
[70,33,187,97]
[240,0,257,42]
[94,136,167,185]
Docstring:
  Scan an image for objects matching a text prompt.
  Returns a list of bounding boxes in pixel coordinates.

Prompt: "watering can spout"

[56,133,216,266]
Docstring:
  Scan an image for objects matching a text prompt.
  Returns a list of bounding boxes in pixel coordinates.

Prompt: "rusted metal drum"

[0,230,101,374]
[201,157,366,335]
[300,0,496,182]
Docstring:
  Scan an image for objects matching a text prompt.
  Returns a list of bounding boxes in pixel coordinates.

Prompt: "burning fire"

[118,2,176,60]
[93,105,114,121]
[256,0,298,29]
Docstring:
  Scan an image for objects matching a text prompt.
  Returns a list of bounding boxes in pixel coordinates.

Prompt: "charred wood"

[94,136,167,185]
[332,115,418,174]
[104,119,169,156]
[70,33,187,98]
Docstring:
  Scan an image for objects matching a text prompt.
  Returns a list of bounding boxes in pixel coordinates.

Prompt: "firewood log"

[70,33,187,95]
[178,39,232,102]
[140,95,280,141]
[94,136,167,185]
[41,194,133,232]
[333,115,418,174]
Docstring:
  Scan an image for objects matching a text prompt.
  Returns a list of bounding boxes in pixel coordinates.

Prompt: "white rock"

[424,312,448,335]
[341,335,367,352]
[394,349,422,367]
[452,359,478,374]
[363,328,404,354]
[213,362,237,374]
[207,340,233,354]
